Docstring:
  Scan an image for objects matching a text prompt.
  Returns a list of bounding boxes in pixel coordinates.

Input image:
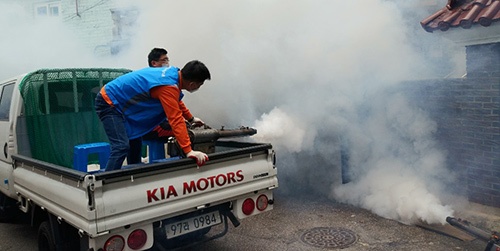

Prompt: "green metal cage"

[19,68,131,168]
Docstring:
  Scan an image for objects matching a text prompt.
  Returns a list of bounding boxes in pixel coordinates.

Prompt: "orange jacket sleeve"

[150,85,192,154]
[179,101,193,121]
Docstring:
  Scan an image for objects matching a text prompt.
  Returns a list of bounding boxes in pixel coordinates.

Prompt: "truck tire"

[0,192,18,222]
[38,221,56,251]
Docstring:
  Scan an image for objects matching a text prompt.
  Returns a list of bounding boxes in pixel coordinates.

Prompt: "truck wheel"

[38,221,56,251]
[0,192,18,222]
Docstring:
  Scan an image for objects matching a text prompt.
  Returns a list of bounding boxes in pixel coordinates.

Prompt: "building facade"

[420,0,500,207]
[5,0,138,56]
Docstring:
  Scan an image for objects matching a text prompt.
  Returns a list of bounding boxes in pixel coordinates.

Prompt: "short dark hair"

[181,60,211,83]
[148,48,168,67]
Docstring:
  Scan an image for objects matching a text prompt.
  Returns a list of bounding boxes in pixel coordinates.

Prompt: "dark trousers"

[95,93,143,170]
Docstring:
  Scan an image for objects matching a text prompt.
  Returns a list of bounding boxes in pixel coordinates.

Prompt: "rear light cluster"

[103,229,147,251]
[242,194,269,215]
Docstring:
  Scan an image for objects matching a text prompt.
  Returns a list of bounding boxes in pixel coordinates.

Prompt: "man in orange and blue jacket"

[95,60,211,171]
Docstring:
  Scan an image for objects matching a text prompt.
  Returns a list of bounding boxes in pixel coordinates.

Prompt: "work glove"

[189,117,205,128]
[186,150,209,166]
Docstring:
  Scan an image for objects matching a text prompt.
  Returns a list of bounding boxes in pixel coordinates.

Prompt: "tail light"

[103,235,125,251]
[256,194,269,211]
[242,198,255,215]
[128,229,147,250]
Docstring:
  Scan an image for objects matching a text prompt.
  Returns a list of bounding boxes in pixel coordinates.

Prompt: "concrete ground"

[454,201,500,233]
[179,194,500,251]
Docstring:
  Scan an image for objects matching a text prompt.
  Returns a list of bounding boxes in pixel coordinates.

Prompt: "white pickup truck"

[0,68,278,251]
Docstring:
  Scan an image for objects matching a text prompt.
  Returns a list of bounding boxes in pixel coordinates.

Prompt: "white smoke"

[0,0,461,225]
[332,93,455,224]
[251,107,315,153]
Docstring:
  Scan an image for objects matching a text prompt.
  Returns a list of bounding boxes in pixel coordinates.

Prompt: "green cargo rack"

[19,68,131,169]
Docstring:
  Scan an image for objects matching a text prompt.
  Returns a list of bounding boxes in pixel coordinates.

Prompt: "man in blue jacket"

[95,60,211,171]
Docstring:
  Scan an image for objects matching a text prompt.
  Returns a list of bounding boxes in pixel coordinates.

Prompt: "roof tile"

[421,0,500,32]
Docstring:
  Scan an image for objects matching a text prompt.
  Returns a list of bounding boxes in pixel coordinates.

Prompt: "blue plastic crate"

[73,142,110,172]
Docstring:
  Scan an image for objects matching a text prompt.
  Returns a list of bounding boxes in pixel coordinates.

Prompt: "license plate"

[165,211,222,239]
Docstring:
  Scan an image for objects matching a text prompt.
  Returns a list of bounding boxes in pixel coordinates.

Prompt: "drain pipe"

[75,0,80,17]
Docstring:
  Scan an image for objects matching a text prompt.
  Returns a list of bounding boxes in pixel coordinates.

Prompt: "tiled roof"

[421,0,500,32]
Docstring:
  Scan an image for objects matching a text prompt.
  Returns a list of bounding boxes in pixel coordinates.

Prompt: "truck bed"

[11,141,277,237]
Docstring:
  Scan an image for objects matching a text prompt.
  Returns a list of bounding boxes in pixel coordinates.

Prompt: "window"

[35,2,61,18]
[38,81,98,114]
[0,84,14,120]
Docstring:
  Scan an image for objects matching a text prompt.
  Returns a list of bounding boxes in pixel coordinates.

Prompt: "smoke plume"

[0,0,463,225]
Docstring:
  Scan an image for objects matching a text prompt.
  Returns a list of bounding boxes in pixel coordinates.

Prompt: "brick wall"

[402,77,500,207]
[466,42,500,78]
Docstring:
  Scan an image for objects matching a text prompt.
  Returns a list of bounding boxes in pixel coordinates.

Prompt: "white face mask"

[162,63,170,68]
